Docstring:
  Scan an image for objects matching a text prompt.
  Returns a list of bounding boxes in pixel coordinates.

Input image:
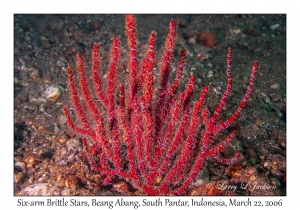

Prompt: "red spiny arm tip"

[184,76,196,102]
[76,53,100,122]
[125,14,138,106]
[168,50,186,97]
[214,151,240,165]
[213,60,258,132]
[211,47,232,122]
[92,43,108,108]
[107,38,120,122]
[142,31,156,107]
[160,19,176,89]
[62,106,92,137]
[65,67,91,130]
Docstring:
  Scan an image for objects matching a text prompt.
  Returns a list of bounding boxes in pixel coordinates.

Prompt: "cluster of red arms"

[62,14,258,195]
